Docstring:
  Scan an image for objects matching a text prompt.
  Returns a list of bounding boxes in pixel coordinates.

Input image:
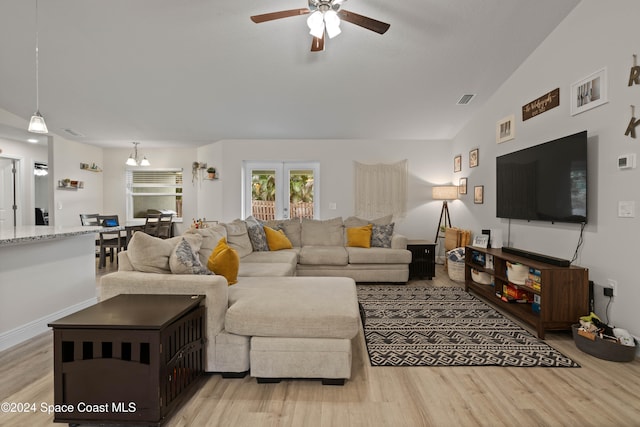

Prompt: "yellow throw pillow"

[263,226,293,251]
[347,224,373,248]
[207,237,239,285]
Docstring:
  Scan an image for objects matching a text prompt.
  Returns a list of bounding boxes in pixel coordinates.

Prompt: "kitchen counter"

[0,226,104,351]
[0,225,120,246]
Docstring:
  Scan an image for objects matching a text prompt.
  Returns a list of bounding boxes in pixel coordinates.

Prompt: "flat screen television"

[496,130,587,224]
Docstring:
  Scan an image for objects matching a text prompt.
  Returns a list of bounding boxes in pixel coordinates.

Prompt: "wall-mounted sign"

[522,88,560,121]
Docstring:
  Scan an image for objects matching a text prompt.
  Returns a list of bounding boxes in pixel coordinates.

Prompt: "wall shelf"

[58,180,84,190]
[80,162,102,172]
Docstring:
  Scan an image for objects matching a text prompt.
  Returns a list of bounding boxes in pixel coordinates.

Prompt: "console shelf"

[464,246,589,339]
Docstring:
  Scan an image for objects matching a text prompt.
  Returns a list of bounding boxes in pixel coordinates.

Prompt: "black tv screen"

[496,130,587,224]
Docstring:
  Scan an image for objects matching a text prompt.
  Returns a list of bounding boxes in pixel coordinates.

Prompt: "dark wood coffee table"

[48,294,205,426]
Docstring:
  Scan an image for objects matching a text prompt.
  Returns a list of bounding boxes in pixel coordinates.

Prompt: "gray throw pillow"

[371,223,394,248]
[169,237,212,275]
[245,216,269,251]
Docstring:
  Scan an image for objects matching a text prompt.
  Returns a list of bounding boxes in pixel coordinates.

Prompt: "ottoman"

[226,277,360,384]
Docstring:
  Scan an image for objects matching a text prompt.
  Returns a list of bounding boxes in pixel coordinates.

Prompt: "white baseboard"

[0,297,98,353]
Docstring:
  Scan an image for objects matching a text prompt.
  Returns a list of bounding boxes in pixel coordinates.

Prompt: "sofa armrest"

[391,233,408,249]
[99,271,229,336]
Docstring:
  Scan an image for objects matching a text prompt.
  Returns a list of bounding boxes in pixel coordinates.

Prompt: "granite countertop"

[0,225,122,246]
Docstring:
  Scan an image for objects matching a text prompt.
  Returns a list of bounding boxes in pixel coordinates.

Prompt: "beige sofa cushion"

[301,217,344,246]
[343,214,393,227]
[262,218,302,247]
[242,249,299,264]
[238,262,296,277]
[184,224,227,266]
[226,277,359,339]
[127,231,201,273]
[347,247,412,264]
[223,219,253,258]
[299,246,348,265]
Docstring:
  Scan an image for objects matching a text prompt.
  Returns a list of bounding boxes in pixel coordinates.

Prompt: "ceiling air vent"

[456,94,476,105]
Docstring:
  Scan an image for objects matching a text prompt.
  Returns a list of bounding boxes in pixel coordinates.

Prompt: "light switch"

[618,201,635,218]
[329,202,337,210]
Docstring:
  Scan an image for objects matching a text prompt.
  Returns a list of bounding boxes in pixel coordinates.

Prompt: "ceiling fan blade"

[250,8,310,23]
[337,9,390,34]
[311,34,325,52]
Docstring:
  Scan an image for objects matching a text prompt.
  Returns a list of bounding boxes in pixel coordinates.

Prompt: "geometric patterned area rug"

[357,285,580,368]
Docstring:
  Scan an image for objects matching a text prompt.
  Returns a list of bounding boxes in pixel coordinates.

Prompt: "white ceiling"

[0,0,580,148]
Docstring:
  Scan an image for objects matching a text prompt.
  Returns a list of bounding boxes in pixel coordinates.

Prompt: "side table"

[48,294,205,426]
[407,240,436,280]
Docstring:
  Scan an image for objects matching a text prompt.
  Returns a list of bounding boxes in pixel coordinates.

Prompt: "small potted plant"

[207,167,216,179]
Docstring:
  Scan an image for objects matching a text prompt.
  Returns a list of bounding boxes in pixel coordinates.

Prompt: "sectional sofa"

[99,216,411,384]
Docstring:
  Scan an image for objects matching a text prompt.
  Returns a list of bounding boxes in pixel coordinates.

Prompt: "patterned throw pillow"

[245,216,269,251]
[371,223,395,248]
[169,237,212,275]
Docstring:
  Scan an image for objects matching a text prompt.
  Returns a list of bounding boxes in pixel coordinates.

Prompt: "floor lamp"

[432,185,458,243]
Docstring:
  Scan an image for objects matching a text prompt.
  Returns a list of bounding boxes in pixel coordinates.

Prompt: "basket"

[448,260,465,282]
[572,324,637,362]
[471,268,492,285]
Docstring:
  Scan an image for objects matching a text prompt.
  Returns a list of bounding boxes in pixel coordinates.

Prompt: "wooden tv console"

[464,246,588,339]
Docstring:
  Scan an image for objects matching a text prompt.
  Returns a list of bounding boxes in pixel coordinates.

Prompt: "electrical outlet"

[606,279,618,297]
[603,287,614,297]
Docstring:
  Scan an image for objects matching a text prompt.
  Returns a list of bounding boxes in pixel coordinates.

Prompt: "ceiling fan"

[250,0,390,52]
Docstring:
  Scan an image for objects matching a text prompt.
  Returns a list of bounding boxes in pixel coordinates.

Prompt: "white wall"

[198,139,452,242]
[452,0,640,338]
[51,136,104,227]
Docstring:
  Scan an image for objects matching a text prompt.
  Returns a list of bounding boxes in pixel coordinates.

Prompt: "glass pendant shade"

[28,111,48,134]
[126,156,137,166]
[139,157,150,166]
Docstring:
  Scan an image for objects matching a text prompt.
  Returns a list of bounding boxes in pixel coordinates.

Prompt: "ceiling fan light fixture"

[307,11,324,38]
[324,10,341,38]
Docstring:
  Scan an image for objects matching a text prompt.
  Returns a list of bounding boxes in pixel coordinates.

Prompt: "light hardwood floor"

[1,263,639,427]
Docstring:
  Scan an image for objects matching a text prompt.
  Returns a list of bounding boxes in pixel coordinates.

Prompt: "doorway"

[0,157,19,227]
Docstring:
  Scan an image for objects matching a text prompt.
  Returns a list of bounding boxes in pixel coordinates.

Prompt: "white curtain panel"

[354,159,408,219]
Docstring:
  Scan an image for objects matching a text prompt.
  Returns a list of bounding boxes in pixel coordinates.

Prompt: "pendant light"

[126,142,150,166]
[28,0,48,134]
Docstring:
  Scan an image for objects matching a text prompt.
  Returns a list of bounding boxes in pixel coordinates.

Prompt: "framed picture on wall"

[469,148,479,168]
[570,67,608,116]
[496,115,515,143]
[459,177,467,195]
[454,155,462,173]
[474,185,484,204]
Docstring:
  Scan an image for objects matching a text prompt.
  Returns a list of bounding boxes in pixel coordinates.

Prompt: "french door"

[243,161,319,220]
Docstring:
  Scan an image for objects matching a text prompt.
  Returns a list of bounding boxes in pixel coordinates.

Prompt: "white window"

[125,168,183,220]
[243,161,319,220]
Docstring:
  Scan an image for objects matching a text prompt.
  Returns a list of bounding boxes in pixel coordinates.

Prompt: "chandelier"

[126,142,150,166]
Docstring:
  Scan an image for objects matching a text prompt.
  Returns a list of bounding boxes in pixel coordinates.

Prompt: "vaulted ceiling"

[0,0,580,147]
